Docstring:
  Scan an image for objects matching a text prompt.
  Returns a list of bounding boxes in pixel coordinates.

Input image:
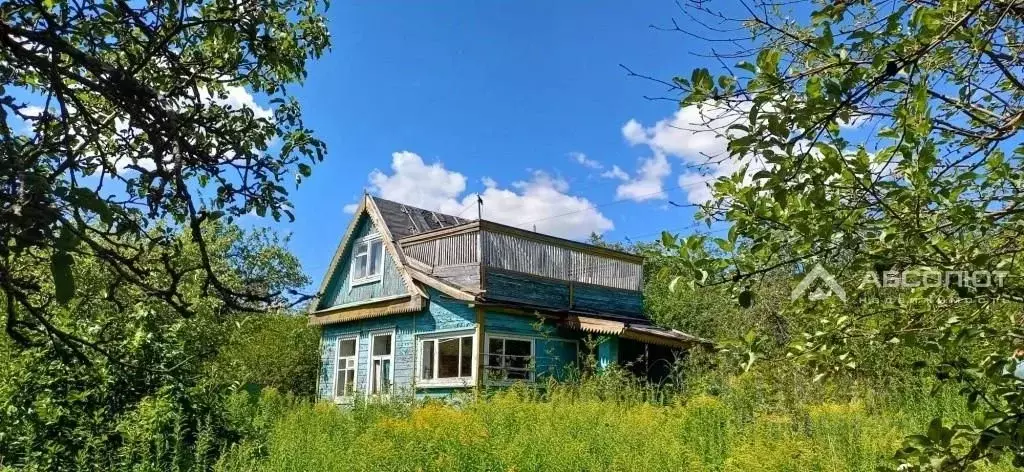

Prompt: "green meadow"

[209,376,1013,472]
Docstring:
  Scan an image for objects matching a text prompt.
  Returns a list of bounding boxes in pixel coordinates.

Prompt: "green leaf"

[738,289,753,308]
[55,226,79,251]
[668,276,682,293]
[736,61,757,74]
[927,417,943,442]
[51,252,75,305]
[661,231,678,249]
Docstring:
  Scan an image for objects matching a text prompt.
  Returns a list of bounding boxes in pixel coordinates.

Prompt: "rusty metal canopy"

[561,314,711,349]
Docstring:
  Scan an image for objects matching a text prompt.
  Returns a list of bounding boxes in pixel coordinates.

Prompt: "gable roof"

[309,195,474,322]
[308,195,426,318]
[370,196,469,240]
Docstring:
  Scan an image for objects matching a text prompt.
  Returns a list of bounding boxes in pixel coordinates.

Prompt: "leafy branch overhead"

[659,0,1024,468]
[0,0,329,357]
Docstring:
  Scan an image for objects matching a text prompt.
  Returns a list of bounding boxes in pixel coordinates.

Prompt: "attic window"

[351,235,384,285]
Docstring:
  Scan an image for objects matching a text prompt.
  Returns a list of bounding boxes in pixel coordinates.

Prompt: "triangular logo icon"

[791,264,846,301]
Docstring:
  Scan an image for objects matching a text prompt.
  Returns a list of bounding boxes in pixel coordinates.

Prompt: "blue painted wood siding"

[318,289,478,399]
[572,283,643,315]
[318,291,606,399]
[317,215,408,310]
[485,270,644,318]
[485,271,569,307]
[485,312,580,381]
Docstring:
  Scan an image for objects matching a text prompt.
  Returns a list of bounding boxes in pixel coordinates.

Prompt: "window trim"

[350,234,384,286]
[332,334,360,402]
[415,330,477,388]
[484,334,536,384]
[365,329,396,396]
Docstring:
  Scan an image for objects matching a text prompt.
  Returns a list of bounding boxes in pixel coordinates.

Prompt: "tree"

[211,312,320,396]
[0,223,309,469]
[659,0,1024,468]
[0,0,328,358]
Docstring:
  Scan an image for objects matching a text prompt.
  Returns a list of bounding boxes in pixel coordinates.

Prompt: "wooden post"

[475,306,486,392]
[568,282,575,309]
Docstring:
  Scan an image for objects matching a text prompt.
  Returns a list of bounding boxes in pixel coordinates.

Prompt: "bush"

[213,375,1017,472]
[210,315,320,397]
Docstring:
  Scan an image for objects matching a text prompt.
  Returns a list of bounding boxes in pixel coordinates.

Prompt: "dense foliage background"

[0,224,318,470]
[4,0,1022,469]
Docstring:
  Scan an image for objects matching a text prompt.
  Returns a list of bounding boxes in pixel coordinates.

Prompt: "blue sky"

[258,1,738,283]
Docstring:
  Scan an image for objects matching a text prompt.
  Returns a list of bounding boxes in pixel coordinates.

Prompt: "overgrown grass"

[212,373,1014,472]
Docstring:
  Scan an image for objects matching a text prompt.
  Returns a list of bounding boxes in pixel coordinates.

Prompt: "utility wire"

[620,221,730,243]
[454,200,478,218]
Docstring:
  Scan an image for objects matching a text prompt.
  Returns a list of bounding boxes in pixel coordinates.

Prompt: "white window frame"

[332,335,360,402]
[484,334,536,384]
[350,234,384,286]
[415,331,477,388]
[365,329,396,396]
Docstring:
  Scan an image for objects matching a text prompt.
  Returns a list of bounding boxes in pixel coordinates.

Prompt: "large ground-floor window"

[417,332,475,387]
[485,335,535,382]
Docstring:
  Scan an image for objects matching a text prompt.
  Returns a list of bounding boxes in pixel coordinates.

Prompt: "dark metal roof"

[371,196,469,240]
[626,324,711,347]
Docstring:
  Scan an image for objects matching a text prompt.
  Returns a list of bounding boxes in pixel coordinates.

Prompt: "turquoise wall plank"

[485,271,569,308]
[318,336,336,398]
[318,289,478,400]
[318,215,408,310]
[485,270,643,318]
[416,289,478,332]
[484,311,579,381]
[319,293,606,399]
[485,311,556,336]
[536,338,580,380]
[597,336,619,370]
[572,284,643,317]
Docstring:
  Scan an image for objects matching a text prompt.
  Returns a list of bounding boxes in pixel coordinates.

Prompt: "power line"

[619,221,730,243]
[454,199,477,218]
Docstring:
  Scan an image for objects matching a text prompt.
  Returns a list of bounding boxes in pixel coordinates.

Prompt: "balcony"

[398,220,644,317]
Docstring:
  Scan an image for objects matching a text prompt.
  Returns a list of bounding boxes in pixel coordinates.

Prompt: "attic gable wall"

[317,214,408,310]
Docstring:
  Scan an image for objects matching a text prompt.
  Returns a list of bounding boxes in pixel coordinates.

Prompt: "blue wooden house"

[310,195,705,401]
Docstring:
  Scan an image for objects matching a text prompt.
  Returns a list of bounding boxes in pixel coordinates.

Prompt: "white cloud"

[839,114,867,129]
[343,203,359,214]
[622,119,647,145]
[362,151,613,239]
[621,103,756,203]
[569,152,603,170]
[368,151,469,215]
[600,165,629,181]
[677,171,719,204]
[21,105,44,118]
[15,105,45,133]
[615,153,671,202]
[198,86,273,120]
[624,105,738,162]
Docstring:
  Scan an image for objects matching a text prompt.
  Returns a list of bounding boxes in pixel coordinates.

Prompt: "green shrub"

[210,315,320,397]
[214,375,1018,472]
